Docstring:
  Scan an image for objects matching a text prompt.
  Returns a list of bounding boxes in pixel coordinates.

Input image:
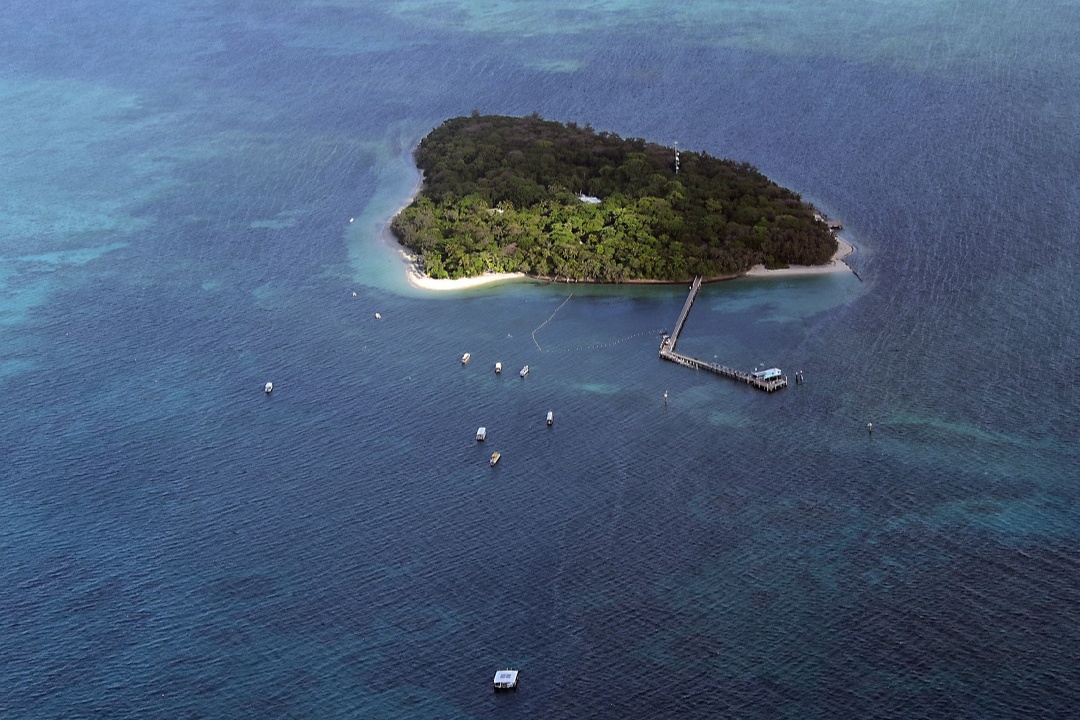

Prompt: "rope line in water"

[530,294,663,353]
[531,293,573,351]
[548,328,665,354]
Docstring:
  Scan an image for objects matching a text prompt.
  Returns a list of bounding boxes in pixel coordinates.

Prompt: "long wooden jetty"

[668,275,702,348]
[660,276,788,393]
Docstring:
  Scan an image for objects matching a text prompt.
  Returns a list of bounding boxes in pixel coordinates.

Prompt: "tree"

[392,114,836,281]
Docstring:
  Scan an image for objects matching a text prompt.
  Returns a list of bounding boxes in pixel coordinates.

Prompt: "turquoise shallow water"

[1,1,1079,717]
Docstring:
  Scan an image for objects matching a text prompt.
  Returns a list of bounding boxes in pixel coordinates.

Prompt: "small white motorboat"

[375,312,382,319]
[493,669,518,691]
[546,410,553,426]
[519,365,529,378]
[476,427,487,441]
[495,362,502,374]
[462,352,471,364]
[264,382,273,394]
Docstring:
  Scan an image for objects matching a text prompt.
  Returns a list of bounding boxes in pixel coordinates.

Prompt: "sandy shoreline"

[405,265,527,291]
[384,222,528,292]
[743,237,855,278]
[385,188,854,290]
[395,237,855,291]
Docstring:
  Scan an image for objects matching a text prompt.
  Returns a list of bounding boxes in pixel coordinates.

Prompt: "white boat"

[546,411,553,426]
[461,352,471,364]
[490,451,500,466]
[375,312,382,319]
[495,362,502,374]
[264,382,273,394]
[519,365,529,378]
[476,427,487,441]
[493,669,518,691]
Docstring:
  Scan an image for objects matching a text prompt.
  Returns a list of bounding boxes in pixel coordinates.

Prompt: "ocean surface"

[2,1,1079,717]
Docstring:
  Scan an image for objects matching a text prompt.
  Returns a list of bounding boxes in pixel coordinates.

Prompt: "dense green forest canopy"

[391,114,837,282]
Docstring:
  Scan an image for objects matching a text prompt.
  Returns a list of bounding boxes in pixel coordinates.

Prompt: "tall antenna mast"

[674,141,680,174]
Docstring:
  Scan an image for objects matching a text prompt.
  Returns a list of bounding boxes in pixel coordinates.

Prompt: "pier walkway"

[668,275,701,348]
[659,276,788,393]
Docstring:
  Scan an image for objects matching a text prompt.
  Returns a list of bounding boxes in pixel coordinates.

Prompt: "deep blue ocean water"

[2,1,1079,717]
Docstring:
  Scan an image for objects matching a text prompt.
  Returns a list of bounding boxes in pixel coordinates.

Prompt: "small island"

[391,114,838,283]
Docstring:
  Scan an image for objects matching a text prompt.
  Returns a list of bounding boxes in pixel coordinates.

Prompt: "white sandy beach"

[405,264,526,291]
[384,220,527,292]
[744,237,855,278]
[385,180,853,289]
[381,175,529,292]
[383,216,527,292]
[397,238,854,290]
